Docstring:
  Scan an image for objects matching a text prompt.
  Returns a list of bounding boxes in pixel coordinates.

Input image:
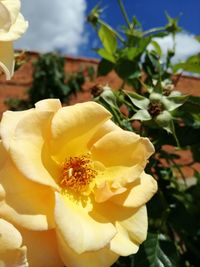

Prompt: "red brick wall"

[0,52,200,117]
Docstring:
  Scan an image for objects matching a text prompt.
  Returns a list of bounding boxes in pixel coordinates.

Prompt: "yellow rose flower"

[0,99,157,267]
[0,0,28,79]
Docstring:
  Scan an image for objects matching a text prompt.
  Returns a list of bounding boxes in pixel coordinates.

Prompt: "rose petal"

[0,218,22,252]
[0,219,28,266]
[0,109,33,150]
[0,141,8,168]
[120,205,147,245]
[94,165,145,203]
[0,0,28,42]
[0,158,55,230]
[0,12,28,41]
[110,222,139,256]
[19,227,63,267]
[91,130,154,167]
[0,0,20,26]
[110,206,147,255]
[87,120,121,149]
[35,99,62,112]
[55,192,116,254]
[0,246,28,267]
[91,202,147,256]
[50,102,111,162]
[0,41,14,79]
[0,2,12,31]
[9,109,59,189]
[111,172,158,208]
[57,230,119,267]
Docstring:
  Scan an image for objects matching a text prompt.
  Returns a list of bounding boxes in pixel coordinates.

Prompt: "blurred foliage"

[88,0,200,266]
[6,53,95,110]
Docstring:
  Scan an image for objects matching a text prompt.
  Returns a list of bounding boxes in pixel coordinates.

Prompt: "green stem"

[117,0,130,29]
[143,27,166,36]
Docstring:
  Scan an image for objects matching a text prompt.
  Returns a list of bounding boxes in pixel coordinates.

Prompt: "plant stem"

[117,0,130,28]
[143,27,166,36]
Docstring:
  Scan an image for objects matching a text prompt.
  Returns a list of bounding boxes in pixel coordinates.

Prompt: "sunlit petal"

[55,192,116,254]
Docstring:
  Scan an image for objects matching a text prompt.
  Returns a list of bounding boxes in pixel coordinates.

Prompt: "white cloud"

[153,32,200,63]
[15,0,87,55]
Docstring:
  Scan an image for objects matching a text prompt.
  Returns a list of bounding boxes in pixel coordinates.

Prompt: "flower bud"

[149,93,162,102]
[155,110,172,127]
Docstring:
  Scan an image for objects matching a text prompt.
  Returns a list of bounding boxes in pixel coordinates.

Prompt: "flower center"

[60,153,97,195]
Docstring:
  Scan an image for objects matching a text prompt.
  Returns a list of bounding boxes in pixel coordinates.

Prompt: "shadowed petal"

[0,41,14,79]
[0,158,55,230]
[19,227,63,267]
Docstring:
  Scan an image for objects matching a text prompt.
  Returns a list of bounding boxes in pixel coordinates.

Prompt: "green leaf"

[173,54,200,74]
[161,95,188,111]
[195,36,200,42]
[120,47,140,61]
[134,233,177,267]
[98,24,117,54]
[125,91,150,109]
[150,40,162,57]
[97,59,114,76]
[96,48,116,63]
[130,109,152,121]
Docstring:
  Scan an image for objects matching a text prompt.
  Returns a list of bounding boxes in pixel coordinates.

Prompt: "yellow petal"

[0,141,8,168]
[57,230,119,267]
[0,219,28,267]
[55,192,116,254]
[0,12,28,41]
[94,180,127,203]
[0,246,28,267]
[0,1,12,32]
[0,0,20,26]
[0,109,33,150]
[110,206,148,255]
[35,98,62,112]
[0,158,55,230]
[0,218,22,252]
[9,109,59,189]
[91,130,154,167]
[91,201,147,256]
[111,172,158,208]
[87,119,121,149]
[110,222,139,256]
[0,41,14,79]
[120,205,147,245]
[0,0,28,41]
[50,101,111,162]
[94,164,146,203]
[19,227,63,267]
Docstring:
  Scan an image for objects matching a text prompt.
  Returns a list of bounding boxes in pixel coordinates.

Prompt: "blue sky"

[86,0,200,34]
[82,0,200,57]
[15,0,200,62]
